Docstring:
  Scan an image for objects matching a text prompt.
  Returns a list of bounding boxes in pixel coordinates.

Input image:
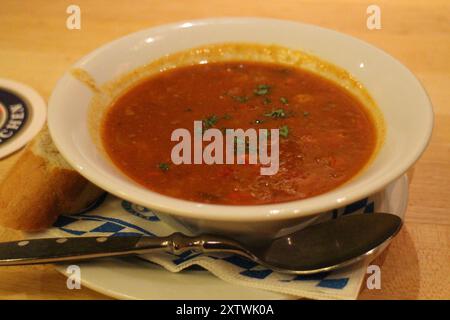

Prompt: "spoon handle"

[0,232,246,266]
[0,235,170,266]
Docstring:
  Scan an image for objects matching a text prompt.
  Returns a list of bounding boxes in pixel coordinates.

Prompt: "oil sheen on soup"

[102,61,377,205]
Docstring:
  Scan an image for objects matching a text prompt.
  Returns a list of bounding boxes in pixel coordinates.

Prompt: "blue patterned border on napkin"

[44,192,381,299]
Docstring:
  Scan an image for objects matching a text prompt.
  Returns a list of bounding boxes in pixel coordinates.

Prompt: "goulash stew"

[102,61,377,205]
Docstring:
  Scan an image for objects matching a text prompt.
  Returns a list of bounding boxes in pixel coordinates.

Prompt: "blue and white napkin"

[37,184,402,300]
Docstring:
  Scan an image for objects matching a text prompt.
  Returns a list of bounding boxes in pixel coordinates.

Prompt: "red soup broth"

[102,61,377,205]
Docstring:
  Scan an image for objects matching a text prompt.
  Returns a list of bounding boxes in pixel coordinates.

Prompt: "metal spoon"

[0,213,401,274]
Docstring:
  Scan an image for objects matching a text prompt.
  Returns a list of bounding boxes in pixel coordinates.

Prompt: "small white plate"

[55,175,408,300]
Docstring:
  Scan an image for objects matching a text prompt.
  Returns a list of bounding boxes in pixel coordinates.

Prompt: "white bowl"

[48,18,433,239]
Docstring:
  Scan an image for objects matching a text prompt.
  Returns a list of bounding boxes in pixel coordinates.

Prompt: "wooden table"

[0,0,449,300]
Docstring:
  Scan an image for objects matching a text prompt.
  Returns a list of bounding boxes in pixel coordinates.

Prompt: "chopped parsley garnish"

[279,125,289,138]
[202,115,219,129]
[158,163,170,171]
[303,111,310,117]
[254,84,271,96]
[263,97,272,105]
[202,114,231,129]
[264,109,287,118]
[280,97,288,105]
[231,95,249,103]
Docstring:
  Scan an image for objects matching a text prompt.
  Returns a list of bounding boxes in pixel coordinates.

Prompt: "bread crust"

[0,143,104,231]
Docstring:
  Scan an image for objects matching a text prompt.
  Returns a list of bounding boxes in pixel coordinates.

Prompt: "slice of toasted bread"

[0,127,104,231]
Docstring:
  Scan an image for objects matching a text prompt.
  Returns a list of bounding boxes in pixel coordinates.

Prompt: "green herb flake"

[280,97,288,105]
[202,115,219,129]
[264,109,287,118]
[232,95,249,103]
[303,111,310,117]
[279,125,289,138]
[254,84,271,96]
[157,163,170,172]
[263,97,272,105]
[254,119,265,125]
[222,114,232,120]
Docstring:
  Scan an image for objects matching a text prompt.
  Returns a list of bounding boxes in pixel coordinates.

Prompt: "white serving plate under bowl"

[48,18,433,240]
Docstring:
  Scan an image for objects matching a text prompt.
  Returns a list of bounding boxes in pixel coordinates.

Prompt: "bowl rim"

[48,17,434,222]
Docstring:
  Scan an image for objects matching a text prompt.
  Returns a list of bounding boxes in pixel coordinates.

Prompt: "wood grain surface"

[0,0,449,300]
